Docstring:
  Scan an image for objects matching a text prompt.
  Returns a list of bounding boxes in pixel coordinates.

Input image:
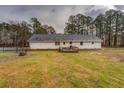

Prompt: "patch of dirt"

[116,55,124,63]
[90,52,102,55]
[108,54,124,63]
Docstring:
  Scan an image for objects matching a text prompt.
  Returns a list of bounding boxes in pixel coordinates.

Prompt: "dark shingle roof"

[29,34,102,42]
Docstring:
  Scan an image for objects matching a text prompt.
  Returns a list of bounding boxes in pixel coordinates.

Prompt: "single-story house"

[29,34,102,50]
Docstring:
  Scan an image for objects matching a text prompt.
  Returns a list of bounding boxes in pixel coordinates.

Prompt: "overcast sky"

[0,5,124,33]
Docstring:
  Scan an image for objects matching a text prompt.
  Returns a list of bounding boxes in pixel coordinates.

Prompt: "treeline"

[0,17,56,47]
[64,9,124,47]
[0,9,124,48]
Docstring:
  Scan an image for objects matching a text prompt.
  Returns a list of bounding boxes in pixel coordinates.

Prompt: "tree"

[94,14,106,45]
[9,21,32,48]
[113,11,123,46]
[94,9,124,47]
[64,15,76,34]
[121,15,124,46]
[42,25,56,34]
[30,17,48,34]
[105,9,117,46]
[19,21,32,47]
[64,14,89,34]
[86,16,93,35]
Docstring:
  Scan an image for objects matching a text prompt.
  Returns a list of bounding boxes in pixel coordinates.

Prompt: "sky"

[0,5,124,33]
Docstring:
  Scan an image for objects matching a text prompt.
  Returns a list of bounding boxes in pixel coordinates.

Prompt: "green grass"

[0,48,124,87]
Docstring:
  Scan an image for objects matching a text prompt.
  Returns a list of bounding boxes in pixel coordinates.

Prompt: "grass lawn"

[0,48,124,88]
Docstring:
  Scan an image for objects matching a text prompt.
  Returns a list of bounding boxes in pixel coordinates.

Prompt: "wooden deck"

[59,46,79,53]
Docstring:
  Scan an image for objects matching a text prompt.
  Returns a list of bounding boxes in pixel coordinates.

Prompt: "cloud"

[85,5,117,18]
[0,5,123,33]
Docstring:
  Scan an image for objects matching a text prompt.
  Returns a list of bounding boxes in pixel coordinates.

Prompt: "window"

[63,42,65,45]
[55,42,60,46]
[92,42,94,44]
[80,42,83,45]
[70,42,72,44]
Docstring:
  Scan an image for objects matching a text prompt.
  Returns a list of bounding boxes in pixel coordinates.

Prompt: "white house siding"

[72,42,101,49]
[0,47,21,51]
[29,41,101,49]
[30,42,59,49]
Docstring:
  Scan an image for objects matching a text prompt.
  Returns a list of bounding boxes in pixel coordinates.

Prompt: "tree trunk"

[121,32,124,47]
[114,34,117,46]
[114,13,118,46]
